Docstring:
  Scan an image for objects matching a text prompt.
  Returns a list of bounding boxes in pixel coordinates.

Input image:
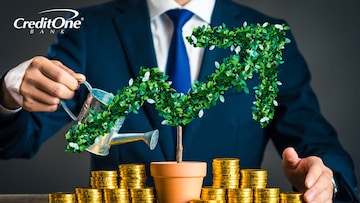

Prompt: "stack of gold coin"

[280,192,305,203]
[119,164,147,189]
[253,187,279,203]
[75,187,103,203]
[240,169,267,188]
[90,170,118,189]
[49,192,76,203]
[212,158,240,188]
[200,186,226,202]
[103,188,130,203]
[227,188,253,203]
[129,187,156,203]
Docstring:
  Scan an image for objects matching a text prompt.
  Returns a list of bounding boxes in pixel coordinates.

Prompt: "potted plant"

[65,22,290,203]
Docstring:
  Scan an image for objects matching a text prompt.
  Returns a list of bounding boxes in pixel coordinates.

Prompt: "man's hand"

[282,147,334,203]
[1,56,85,112]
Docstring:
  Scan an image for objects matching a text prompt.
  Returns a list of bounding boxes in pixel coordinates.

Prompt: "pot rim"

[150,161,207,177]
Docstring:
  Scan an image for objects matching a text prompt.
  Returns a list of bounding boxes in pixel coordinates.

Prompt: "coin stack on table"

[253,187,280,203]
[191,157,305,203]
[200,186,226,202]
[90,170,118,189]
[280,192,305,203]
[48,160,305,203]
[48,192,76,203]
[119,163,147,189]
[212,158,240,189]
[129,187,157,203]
[75,187,103,203]
[240,169,268,189]
[103,188,130,203]
[49,163,154,203]
[227,188,253,203]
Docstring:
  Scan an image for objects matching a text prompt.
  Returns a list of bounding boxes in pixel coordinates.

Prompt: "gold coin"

[253,188,279,203]
[103,188,130,203]
[213,158,240,163]
[75,187,103,202]
[75,187,102,195]
[201,187,226,194]
[280,191,304,202]
[130,187,156,202]
[227,188,253,197]
[201,187,226,201]
[240,169,267,173]
[240,182,267,188]
[130,187,154,193]
[49,192,76,203]
[91,170,118,177]
[254,187,279,193]
[90,177,118,185]
[240,169,268,189]
[91,175,118,180]
[240,170,267,178]
[119,163,146,171]
[189,199,220,203]
[213,169,239,173]
[228,198,253,203]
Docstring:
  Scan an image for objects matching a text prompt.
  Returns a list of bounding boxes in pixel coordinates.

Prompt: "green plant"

[65,22,290,162]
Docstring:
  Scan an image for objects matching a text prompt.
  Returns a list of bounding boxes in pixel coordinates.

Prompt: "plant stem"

[176,125,183,163]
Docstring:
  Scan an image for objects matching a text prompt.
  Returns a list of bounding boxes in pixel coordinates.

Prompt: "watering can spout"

[86,129,159,156]
[110,129,159,150]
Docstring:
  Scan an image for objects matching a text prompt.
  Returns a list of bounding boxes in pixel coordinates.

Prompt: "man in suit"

[0,0,358,202]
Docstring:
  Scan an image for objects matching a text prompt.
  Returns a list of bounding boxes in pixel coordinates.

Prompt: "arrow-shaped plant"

[65,22,290,163]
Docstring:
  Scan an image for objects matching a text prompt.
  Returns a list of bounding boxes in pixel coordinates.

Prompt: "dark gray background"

[0,0,359,194]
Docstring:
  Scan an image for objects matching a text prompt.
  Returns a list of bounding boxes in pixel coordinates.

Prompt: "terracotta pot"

[150,161,207,203]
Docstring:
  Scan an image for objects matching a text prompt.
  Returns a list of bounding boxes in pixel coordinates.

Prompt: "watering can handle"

[60,80,92,121]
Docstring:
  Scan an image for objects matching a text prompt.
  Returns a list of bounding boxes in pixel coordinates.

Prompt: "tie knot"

[166,9,193,29]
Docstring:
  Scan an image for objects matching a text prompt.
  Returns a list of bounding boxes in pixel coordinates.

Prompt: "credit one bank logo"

[13,8,83,35]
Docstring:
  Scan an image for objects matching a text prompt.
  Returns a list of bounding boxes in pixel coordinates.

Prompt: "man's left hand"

[282,147,334,203]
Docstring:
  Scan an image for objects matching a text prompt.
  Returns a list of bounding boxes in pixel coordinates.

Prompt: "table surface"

[0,193,356,203]
[0,194,48,203]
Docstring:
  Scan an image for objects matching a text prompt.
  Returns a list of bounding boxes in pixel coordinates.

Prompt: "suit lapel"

[113,0,175,160]
[113,0,156,76]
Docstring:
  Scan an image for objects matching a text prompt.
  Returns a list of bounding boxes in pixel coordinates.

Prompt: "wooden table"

[0,194,48,203]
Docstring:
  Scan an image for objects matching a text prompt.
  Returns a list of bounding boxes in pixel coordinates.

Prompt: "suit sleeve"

[0,16,87,160]
[267,29,359,202]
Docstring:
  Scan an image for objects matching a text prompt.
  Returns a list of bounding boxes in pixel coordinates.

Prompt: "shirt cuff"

[4,58,33,106]
[0,102,22,115]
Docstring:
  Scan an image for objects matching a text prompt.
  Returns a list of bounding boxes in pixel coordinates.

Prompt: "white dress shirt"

[147,0,215,82]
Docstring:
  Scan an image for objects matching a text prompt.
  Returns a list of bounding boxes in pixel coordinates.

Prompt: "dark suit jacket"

[0,0,358,201]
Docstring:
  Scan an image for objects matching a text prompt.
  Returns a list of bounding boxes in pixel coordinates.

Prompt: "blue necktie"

[165,9,193,94]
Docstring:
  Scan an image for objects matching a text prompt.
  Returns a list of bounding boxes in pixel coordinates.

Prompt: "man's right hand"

[1,56,85,112]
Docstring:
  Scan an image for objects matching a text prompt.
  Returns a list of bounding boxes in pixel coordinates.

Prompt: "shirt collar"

[147,0,215,24]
